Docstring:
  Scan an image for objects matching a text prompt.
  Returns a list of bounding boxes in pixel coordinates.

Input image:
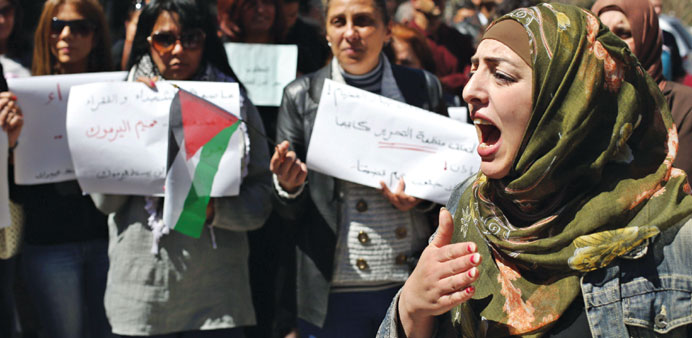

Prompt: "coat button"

[357,231,370,244]
[395,253,407,265]
[356,258,369,270]
[356,199,368,212]
[654,313,668,330]
[395,226,408,239]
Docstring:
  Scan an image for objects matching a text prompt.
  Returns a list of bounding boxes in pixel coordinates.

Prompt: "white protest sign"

[307,80,480,205]
[447,106,469,123]
[8,72,127,184]
[66,81,242,196]
[0,133,9,228]
[224,42,297,106]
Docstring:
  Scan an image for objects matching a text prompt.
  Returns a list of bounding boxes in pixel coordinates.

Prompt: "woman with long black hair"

[92,0,272,336]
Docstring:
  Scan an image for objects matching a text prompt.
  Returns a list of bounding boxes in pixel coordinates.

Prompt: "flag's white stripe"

[163,146,193,230]
[210,128,243,197]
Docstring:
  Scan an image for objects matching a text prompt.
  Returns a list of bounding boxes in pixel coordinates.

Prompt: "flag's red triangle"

[178,89,239,160]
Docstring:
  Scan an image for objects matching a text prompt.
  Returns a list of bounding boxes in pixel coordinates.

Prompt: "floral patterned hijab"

[451,3,692,337]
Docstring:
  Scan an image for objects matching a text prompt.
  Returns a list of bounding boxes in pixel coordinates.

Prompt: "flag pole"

[171,84,277,146]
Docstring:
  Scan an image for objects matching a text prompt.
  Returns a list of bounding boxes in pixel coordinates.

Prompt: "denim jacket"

[377,179,692,337]
[581,214,692,337]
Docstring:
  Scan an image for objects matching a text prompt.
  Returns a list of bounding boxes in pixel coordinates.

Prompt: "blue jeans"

[22,239,114,338]
[298,286,400,338]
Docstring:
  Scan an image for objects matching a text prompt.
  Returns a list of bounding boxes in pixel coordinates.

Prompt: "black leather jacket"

[273,61,447,327]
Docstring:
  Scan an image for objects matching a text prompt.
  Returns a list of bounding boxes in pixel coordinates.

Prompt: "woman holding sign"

[378,3,692,337]
[270,0,446,335]
[92,0,272,336]
[11,0,114,337]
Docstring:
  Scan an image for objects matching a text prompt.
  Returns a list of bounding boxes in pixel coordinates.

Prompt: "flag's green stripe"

[174,121,240,238]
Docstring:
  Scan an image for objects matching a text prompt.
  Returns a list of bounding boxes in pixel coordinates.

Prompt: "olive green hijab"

[451,3,692,337]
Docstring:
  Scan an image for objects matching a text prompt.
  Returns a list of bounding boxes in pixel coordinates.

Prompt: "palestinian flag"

[163,87,241,238]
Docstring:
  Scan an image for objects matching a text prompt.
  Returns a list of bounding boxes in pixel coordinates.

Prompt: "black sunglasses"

[50,18,96,38]
[148,29,206,54]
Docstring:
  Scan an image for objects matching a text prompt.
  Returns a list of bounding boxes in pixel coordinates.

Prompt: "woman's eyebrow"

[470,56,519,68]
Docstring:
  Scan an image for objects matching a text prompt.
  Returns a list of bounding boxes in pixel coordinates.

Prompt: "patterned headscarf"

[451,3,692,337]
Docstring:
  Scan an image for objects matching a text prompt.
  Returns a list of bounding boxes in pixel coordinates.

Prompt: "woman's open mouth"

[474,118,502,157]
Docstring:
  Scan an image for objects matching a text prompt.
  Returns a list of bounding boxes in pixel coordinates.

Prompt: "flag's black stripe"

[167,92,184,173]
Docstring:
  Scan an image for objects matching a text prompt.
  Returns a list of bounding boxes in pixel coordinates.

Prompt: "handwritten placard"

[8,72,127,184]
[0,133,9,228]
[306,80,480,204]
[224,42,297,106]
[66,81,243,196]
[447,106,470,123]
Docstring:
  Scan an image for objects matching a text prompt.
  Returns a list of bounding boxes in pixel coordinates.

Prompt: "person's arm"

[0,91,22,150]
[397,208,481,338]
[377,289,456,338]
[378,289,413,338]
[380,178,426,211]
[210,98,272,231]
[270,83,310,221]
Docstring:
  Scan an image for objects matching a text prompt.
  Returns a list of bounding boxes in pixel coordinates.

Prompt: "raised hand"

[136,76,159,89]
[398,208,481,338]
[270,140,308,193]
[0,92,23,149]
[380,177,422,211]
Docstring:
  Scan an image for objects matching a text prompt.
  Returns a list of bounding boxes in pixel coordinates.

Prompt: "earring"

[327,41,332,47]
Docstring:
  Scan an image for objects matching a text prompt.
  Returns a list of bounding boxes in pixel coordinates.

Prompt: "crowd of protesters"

[0,0,691,337]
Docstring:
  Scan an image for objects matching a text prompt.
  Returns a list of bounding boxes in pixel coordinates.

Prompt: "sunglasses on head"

[50,18,96,38]
[147,29,206,54]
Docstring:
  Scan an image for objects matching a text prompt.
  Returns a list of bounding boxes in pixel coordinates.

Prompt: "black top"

[6,65,107,245]
[9,177,108,245]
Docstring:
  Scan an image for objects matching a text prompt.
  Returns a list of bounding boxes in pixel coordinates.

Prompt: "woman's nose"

[344,23,358,40]
[462,70,487,106]
[171,39,185,54]
[59,26,72,39]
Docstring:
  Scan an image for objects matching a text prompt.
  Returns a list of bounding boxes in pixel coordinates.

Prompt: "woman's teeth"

[473,118,492,126]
